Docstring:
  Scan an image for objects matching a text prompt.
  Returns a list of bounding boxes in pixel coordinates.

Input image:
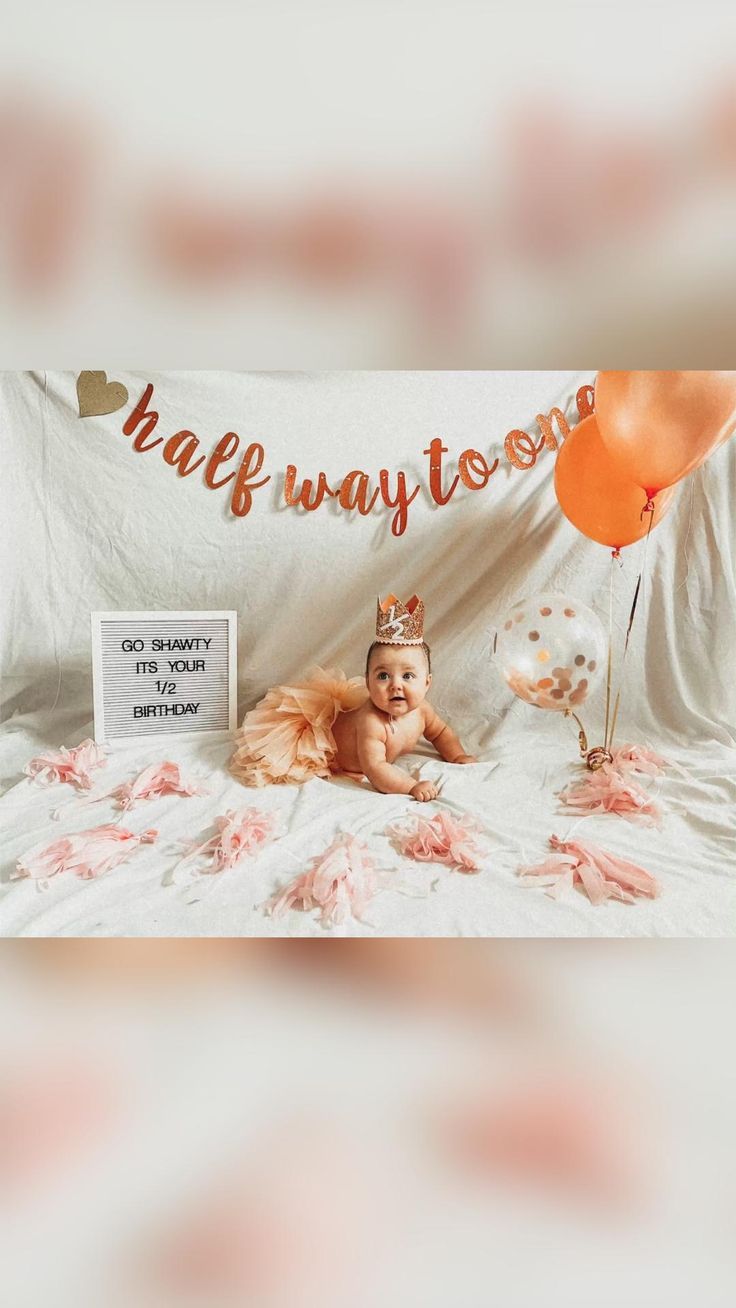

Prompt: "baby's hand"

[410,780,439,802]
[451,754,478,765]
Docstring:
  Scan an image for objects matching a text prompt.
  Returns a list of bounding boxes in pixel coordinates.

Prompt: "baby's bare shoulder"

[421,699,445,734]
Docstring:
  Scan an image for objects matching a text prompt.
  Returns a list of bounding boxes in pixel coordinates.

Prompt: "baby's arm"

[423,703,477,764]
[357,717,436,800]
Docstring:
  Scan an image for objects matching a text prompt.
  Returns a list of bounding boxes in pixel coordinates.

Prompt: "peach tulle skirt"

[230,667,368,787]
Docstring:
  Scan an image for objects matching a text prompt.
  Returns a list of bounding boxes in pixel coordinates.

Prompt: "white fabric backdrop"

[1,371,734,936]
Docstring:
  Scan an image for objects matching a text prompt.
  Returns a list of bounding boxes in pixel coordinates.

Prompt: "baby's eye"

[403,672,415,679]
[377,672,389,680]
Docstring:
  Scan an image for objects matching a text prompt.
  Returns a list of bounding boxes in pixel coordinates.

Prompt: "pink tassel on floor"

[24,739,107,791]
[559,767,662,826]
[176,808,276,875]
[558,741,683,826]
[519,834,659,905]
[110,762,206,810]
[609,744,670,777]
[64,762,207,819]
[388,810,487,873]
[267,835,387,927]
[14,825,157,882]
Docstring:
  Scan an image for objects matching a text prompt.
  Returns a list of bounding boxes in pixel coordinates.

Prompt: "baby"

[231,592,476,799]
[332,637,476,800]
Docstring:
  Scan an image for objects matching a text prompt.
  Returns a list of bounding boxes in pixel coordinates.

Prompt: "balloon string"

[603,552,615,747]
[564,708,588,756]
[606,504,655,750]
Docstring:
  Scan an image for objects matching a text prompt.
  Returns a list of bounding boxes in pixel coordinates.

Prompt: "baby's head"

[365,641,432,718]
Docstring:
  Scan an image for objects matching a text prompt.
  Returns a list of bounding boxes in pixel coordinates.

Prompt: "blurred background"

[1,941,734,1306]
[1,0,735,365]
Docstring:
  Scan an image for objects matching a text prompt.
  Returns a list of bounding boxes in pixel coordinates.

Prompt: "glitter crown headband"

[375,594,425,645]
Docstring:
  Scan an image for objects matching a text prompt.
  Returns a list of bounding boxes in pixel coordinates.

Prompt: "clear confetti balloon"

[495,592,606,711]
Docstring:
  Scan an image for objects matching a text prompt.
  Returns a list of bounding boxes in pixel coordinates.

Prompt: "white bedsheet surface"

[1,370,735,936]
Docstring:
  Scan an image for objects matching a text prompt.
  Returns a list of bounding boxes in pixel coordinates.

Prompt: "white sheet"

[2,371,735,936]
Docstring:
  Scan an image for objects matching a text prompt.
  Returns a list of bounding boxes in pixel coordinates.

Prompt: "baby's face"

[366,645,431,718]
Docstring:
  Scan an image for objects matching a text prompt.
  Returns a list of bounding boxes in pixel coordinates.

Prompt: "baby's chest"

[385,714,423,759]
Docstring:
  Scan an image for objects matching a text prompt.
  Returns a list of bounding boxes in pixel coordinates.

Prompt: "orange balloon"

[595,371,736,494]
[555,415,675,549]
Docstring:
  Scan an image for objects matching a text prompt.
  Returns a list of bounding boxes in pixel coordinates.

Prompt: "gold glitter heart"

[77,371,129,418]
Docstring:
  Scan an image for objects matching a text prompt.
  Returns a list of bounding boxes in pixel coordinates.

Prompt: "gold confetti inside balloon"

[495,593,606,712]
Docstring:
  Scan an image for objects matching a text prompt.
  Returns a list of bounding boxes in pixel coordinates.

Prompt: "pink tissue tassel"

[519,835,659,906]
[558,743,675,826]
[388,810,486,873]
[24,739,107,790]
[609,744,672,777]
[110,761,206,809]
[15,825,157,882]
[175,808,276,875]
[268,835,386,927]
[63,761,206,816]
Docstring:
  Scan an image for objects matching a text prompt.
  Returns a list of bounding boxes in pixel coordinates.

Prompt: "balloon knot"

[640,495,655,520]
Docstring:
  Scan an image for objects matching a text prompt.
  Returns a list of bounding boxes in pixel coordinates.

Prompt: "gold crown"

[376,593,425,645]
